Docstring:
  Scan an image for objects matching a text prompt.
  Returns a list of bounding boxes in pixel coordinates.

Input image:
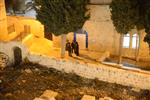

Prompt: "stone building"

[0,0,8,41]
[0,0,53,56]
[53,0,150,61]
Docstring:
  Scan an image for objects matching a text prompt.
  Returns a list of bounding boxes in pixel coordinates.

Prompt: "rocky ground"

[0,63,150,100]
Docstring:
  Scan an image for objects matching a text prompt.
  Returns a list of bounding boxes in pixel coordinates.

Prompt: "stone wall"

[139,32,150,61]
[122,30,150,61]
[0,41,29,65]
[0,0,8,41]
[0,41,150,90]
[28,54,150,90]
[6,16,44,40]
[53,4,150,61]
[53,5,120,55]
[83,5,119,54]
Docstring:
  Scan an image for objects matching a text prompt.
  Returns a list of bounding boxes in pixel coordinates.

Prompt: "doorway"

[13,47,22,65]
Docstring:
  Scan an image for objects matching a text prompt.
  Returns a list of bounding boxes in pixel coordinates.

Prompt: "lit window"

[132,34,139,48]
[123,34,130,48]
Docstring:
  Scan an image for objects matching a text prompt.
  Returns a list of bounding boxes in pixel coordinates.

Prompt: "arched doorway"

[74,29,88,49]
[13,47,22,65]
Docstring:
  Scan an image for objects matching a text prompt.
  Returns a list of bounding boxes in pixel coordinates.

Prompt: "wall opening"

[123,33,130,48]
[74,29,88,49]
[132,33,139,49]
[13,47,22,65]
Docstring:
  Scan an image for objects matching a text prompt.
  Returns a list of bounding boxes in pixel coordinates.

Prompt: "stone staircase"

[0,52,9,69]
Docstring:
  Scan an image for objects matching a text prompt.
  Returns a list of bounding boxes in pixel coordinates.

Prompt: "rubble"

[25,69,32,74]
[5,93,13,97]
[34,90,58,100]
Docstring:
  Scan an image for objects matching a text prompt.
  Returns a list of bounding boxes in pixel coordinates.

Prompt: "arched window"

[123,33,130,48]
[132,34,139,48]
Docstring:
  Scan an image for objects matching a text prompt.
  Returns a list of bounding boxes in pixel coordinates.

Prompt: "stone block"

[34,98,45,100]
[81,95,95,100]
[103,97,114,100]
[25,69,32,74]
[99,98,104,100]
[34,90,57,100]
[40,90,58,99]
[99,97,114,100]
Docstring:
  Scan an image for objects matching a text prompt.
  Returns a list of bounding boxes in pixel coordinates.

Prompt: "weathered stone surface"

[81,95,95,100]
[0,42,29,66]
[40,90,58,99]
[34,98,45,100]
[22,80,26,83]
[25,69,32,74]
[104,97,114,100]
[34,90,58,100]
[99,97,114,100]
[5,93,13,97]
[131,87,141,92]
[0,0,8,41]
[34,97,55,100]
[97,51,110,62]
[99,98,104,100]
[0,52,8,69]
[28,54,150,90]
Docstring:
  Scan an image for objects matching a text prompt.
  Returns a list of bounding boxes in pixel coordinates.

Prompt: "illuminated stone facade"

[0,0,8,41]
[53,4,150,61]
[0,0,150,61]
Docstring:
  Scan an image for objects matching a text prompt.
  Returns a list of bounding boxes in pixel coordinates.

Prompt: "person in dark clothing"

[71,40,76,53]
[74,41,79,56]
[66,40,72,56]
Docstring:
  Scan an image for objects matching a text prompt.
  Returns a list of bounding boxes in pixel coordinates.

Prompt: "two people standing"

[66,40,79,57]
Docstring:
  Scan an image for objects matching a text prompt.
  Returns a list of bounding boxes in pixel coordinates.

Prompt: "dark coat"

[75,42,79,56]
[66,42,71,52]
